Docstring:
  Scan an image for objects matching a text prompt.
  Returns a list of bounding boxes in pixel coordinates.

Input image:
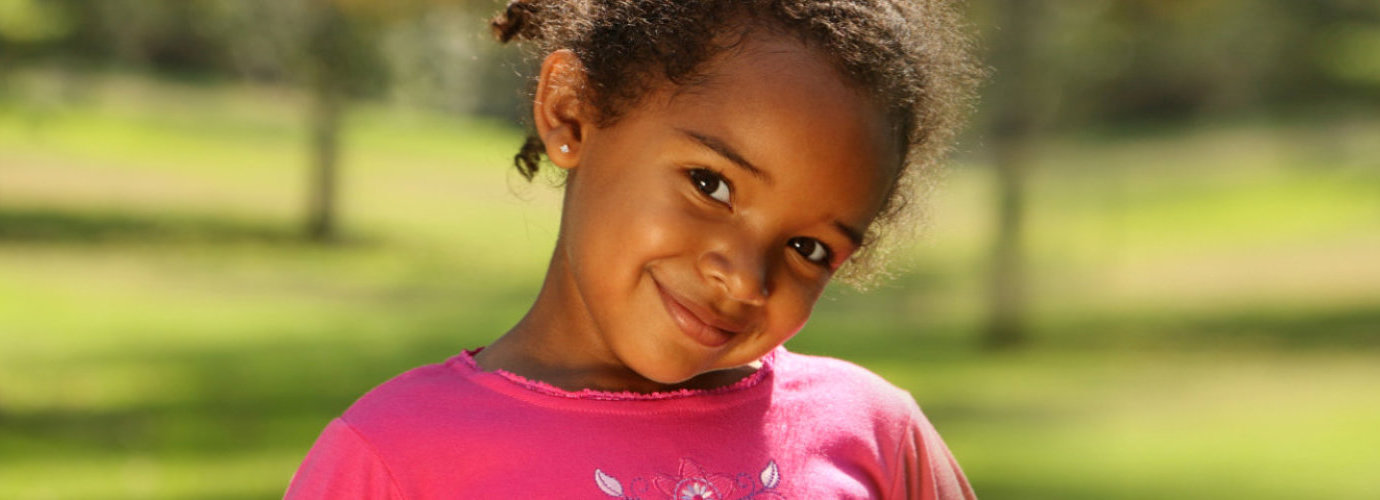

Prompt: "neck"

[475,238,654,393]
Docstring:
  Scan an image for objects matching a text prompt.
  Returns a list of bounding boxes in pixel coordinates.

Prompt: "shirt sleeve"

[891,412,977,500]
[284,418,405,500]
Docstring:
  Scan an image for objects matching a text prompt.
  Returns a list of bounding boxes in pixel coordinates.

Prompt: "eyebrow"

[834,221,864,248]
[678,128,772,184]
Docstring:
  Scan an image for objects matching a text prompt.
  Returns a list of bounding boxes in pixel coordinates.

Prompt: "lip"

[653,279,746,348]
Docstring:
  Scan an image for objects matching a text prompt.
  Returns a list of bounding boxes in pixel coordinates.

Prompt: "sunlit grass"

[1,71,1377,499]
[902,351,1380,499]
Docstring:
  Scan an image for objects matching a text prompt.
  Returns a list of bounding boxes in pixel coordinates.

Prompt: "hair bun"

[491,0,542,43]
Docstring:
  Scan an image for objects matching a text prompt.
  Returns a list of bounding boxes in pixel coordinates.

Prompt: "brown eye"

[788,237,831,265]
[688,168,731,204]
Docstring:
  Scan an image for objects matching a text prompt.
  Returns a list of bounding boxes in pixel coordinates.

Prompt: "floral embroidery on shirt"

[595,458,785,499]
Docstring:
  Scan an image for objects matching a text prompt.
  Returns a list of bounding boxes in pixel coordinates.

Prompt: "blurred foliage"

[966,0,1380,126]
[2,0,1378,125]
[0,0,73,43]
[0,0,527,119]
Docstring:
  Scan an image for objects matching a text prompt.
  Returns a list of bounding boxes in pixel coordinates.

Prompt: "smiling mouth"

[653,280,743,348]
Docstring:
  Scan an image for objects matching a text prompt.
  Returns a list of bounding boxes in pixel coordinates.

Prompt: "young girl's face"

[541,34,899,388]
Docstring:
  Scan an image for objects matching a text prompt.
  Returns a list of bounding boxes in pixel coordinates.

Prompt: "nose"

[697,244,770,307]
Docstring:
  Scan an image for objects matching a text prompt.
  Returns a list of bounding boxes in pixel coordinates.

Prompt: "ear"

[533,49,590,170]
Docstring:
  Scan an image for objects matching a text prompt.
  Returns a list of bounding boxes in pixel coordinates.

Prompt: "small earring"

[559,144,570,154]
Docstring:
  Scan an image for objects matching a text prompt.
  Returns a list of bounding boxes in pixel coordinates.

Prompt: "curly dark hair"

[490,0,980,285]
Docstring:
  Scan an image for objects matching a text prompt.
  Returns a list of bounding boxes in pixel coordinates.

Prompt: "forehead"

[647,35,901,221]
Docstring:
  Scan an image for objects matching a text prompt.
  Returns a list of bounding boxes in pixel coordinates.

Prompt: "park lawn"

[1,72,1378,499]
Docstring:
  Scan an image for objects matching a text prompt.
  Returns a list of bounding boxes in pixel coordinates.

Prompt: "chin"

[641,373,696,387]
[626,353,727,387]
[638,357,757,389]
[630,362,702,386]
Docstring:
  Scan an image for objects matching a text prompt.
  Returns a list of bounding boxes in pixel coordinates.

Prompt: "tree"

[303,3,350,242]
[983,0,1046,349]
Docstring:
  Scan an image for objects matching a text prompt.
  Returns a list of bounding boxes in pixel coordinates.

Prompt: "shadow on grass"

[0,338,440,456]
[1180,307,1380,348]
[0,309,502,499]
[0,289,520,436]
[1046,304,1380,350]
[0,207,375,247]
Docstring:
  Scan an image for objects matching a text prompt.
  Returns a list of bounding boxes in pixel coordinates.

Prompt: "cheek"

[570,177,700,283]
[767,274,827,339]
[623,187,704,257]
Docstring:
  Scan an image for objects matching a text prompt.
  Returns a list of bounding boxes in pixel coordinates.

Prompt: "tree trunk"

[986,132,1030,349]
[984,0,1043,349]
[304,6,348,243]
[306,76,342,242]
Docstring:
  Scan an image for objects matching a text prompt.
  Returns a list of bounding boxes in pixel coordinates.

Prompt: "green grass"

[1,70,1378,499]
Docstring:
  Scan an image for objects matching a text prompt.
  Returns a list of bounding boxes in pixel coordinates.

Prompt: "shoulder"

[771,349,922,424]
[346,359,458,411]
[288,356,497,498]
[772,351,975,498]
[337,355,495,441]
[286,418,405,499]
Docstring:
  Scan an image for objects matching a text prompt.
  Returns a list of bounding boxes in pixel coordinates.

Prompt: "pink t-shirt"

[285,347,974,499]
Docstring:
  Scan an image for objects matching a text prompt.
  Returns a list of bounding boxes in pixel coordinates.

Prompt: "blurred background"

[1,0,1377,498]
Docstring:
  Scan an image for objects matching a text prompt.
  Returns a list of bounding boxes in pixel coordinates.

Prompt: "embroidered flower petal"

[654,474,681,496]
[679,458,710,480]
[760,460,780,489]
[675,478,718,500]
[707,473,736,497]
[594,469,624,497]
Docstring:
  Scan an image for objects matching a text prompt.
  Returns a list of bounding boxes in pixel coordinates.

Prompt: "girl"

[287,0,979,498]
